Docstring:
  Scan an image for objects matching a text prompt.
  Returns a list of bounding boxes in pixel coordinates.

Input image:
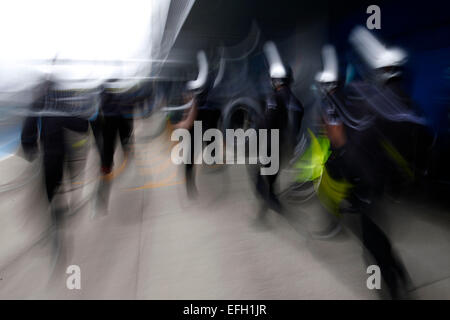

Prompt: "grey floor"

[0,122,449,299]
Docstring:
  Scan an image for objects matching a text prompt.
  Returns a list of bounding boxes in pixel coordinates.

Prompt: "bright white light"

[0,0,196,92]
[0,0,152,61]
[0,0,154,82]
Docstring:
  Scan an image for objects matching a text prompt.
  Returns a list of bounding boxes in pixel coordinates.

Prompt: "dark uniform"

[99,90,134,174]
[21,81,92,202]
[256,82,304,214]
[97,81,153,175]
[322,79,413,299]
[184,84,221,198]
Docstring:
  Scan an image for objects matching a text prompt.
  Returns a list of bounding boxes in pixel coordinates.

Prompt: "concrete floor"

[0,121,449,299]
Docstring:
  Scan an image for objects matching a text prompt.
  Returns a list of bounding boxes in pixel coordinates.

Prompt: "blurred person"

[254,43,304,221]
[172,51,219,199]
[99,80,134,177]
[316,38,417,299]
[20,74,95,266]
[21,79,92,213]
[321,85,411,299]
[94,79,152,211]
[348,26,428,198]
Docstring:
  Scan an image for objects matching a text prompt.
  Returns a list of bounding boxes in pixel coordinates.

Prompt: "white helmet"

[263,41,287,79]
[315,45,339,83]
[349,26,407,70]
[186,50,209,91]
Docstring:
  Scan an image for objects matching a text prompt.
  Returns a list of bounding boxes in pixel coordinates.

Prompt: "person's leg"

[118,116,133,155]
[256,128,283,214]
[63,118,89,212]
[360,212,409,299]
[43,153,65,203]
[267,110,285,213]
[101,116,119,175]
[184,108,214,198]
[267,171,282,212]
[253,107,284,215]
[185,127,197,198]
[41,118,66,203]
[41,117,69,244]
[90,115,104,160]
[94,116,118,214]
[41,118,68,264]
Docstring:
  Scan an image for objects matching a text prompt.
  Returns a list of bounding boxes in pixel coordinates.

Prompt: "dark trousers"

[90,115,103,158]
[256,167,282,213]
[43,152,64,202]
[254,106,290,214]
[329,141,408,298]
[41,117,88,201]
[360,212,407,297]
[184,108,221,194]
[101,116,133,170]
